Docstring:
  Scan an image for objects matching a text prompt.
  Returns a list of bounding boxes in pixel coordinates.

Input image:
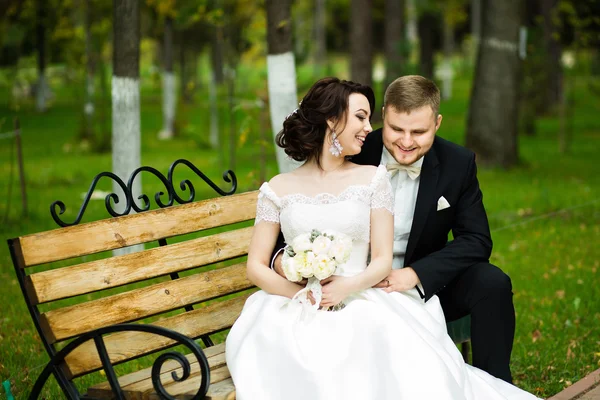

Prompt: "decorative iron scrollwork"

[28,324,210,400]
[50,159,237,227]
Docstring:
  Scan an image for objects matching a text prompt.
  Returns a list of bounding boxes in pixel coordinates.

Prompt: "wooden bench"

[9,161,470,399]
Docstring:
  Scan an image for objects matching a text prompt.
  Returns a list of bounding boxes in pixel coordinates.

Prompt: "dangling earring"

[329,130,343,157]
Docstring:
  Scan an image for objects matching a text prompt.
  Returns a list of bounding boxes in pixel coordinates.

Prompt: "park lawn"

[0,65,599,399]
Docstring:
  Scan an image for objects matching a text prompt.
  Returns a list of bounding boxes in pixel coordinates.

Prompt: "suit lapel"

[405,145,440,264]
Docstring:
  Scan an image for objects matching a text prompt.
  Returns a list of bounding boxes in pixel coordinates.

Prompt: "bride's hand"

[320,276,354,308]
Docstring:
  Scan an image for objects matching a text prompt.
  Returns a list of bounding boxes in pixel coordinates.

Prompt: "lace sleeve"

[370,165,394,214]
[255,183,281,224]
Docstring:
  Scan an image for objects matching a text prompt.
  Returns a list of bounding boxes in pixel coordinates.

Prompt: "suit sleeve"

[269,232,287,269]
[410,154,492,301]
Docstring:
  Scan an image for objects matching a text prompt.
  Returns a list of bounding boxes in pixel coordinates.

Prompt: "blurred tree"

[314,0,327,76]
[112,0,142,247]
[466,0,522,167]
[470,0,481,61]
[266,0,300,173]
[417,6,437,79]
[540,0,563,109]
[350,0,373,87]
[160,15,175,140]
[146,0,177,140]
[82,0,95,141]
[384,0,404,88]
[35,0,48,112]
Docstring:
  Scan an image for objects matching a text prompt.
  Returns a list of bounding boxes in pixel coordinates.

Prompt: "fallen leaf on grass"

[555,290,565,299]
[532,329,542,343]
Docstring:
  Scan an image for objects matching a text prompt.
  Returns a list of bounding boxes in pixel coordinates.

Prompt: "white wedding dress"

[225,165,540,400]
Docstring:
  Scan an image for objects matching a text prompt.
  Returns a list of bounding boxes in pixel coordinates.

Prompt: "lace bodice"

[255,165,393,276]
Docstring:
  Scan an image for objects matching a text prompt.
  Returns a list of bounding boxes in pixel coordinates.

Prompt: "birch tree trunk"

[466,0,522,167]
[350,0,373,88]
[266,0,301,173]
[159,16,176,140]
[112,0,143,254]
[384,0,404,88]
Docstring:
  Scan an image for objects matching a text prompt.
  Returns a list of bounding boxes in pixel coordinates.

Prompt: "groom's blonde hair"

[383,75,440,117]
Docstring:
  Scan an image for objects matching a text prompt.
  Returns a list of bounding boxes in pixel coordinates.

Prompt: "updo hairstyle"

[275,77,375,163]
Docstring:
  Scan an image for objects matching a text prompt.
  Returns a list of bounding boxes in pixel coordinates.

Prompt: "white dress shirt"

[380,147,424,271]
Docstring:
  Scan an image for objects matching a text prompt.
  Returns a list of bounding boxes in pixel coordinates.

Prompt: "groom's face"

[382,105,442,166]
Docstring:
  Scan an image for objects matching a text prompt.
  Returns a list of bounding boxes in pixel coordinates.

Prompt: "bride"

[225,77,540,400]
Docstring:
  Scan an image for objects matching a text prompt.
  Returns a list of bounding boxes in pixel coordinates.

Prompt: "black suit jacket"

[351,128,493,301]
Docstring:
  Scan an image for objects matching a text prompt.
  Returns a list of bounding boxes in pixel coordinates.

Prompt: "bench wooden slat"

[28,227,253,304]
[64,293,250,378]
[87,343,227,399]
[147,365,232,400]
[125,349,227,396]
[18,191,257,267]
[40,263,252,343]
[204,378,236,400]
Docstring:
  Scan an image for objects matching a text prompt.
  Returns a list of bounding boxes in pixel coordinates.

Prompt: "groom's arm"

[409,154,492,301]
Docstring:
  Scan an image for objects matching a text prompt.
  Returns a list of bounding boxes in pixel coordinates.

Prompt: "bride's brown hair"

[276,77,375,164]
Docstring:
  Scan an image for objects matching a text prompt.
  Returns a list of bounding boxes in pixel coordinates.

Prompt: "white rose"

[329,237,352,263]
[297,252,315,278]
[291,233,312,253]
[311,235,332,255]
[313,254,337,280]
[282,255,302,282]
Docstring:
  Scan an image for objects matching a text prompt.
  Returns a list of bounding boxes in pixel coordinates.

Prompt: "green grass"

[0,59,599,399]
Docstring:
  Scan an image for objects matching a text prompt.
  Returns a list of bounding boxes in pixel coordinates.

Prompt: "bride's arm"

[246,221,305,299]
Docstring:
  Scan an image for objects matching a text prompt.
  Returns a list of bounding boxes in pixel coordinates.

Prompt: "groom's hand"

[374,267,420,293]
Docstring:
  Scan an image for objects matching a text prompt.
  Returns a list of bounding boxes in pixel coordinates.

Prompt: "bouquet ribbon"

[291,277,322,310]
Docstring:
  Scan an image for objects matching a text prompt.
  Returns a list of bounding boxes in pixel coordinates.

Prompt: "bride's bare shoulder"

[266,173,297,196]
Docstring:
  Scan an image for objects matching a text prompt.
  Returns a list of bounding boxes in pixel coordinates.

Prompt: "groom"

[273,75,516,383]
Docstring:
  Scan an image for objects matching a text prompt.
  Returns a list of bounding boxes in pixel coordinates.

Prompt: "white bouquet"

[282,229,352,309]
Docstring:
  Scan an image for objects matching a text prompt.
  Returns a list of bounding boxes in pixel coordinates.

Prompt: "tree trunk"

[35,0,47,112]
[180,34,188,103]
[384,0,404,88]
[406,0,418,47]
[471,0,482,61]
[350,0,373,87]
[466,0,522,167]
[314,0,327,76]
[441,12,455,100]
[417,11,436,80]
[540,0,562,108]
[228,74,236,171]
[211,26,225,85]
[266,0,300,173]
[209,67,220,149]
[159,16,176,140]
[83,0,95,140]
[112,0,142,254]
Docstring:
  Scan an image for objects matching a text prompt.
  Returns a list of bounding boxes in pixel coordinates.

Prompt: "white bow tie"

[386,163,422,180]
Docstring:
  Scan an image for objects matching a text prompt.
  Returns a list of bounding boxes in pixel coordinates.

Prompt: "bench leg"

[461,341,471,364]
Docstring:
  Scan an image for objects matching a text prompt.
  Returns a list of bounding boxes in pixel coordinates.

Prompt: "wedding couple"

[225,76,540,399]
